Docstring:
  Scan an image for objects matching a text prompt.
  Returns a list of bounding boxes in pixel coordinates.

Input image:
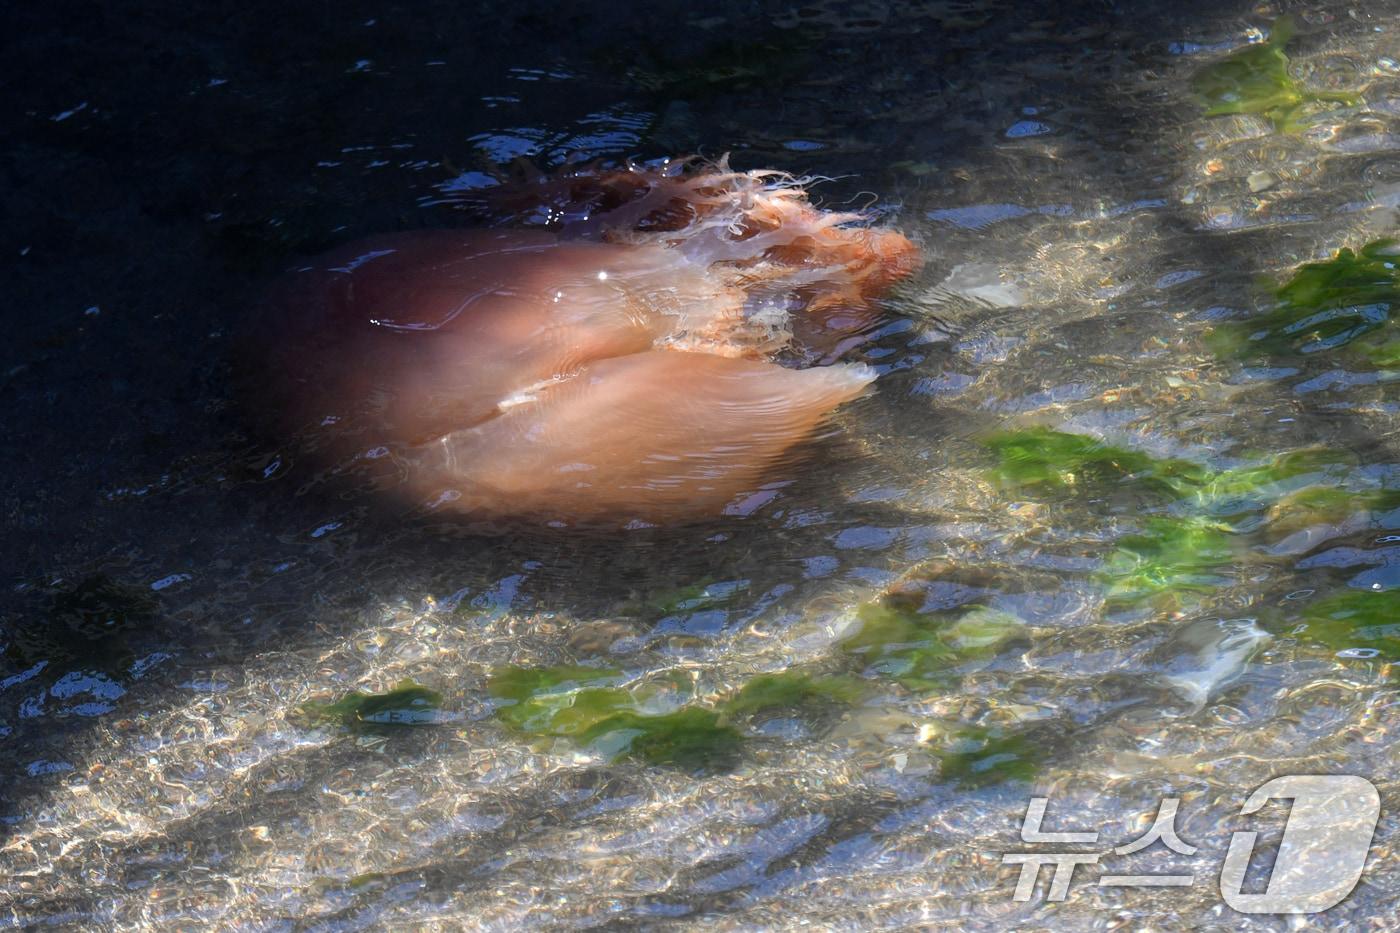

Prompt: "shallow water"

[5,0,1400,928]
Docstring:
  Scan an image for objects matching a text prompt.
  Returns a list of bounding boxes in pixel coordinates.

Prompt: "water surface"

[4,0,1400,928]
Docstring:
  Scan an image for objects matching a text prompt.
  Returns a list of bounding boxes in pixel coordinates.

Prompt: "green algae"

[577,706,742,769]
[486,664,631,735]
[1210,240,1400,365]
[1290,589,1400,663]
[842,602,1026,690]
[984,427,1208,497]
[1265,486,1400,536]
[1186,448,1357,521]
[723,671,867,718]
[986,431,1357,509]
[1098,516,1237,610]
[1192,16,1359,132]
[981,429,1394,610]
[927,723,1041,786]
[305,680,445,729]
[487,664,740,770]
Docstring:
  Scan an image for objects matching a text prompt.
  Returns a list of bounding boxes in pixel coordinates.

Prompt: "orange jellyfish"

[252,159,920,526]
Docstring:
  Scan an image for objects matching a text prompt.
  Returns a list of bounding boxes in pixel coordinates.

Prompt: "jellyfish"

[251,159,919,526]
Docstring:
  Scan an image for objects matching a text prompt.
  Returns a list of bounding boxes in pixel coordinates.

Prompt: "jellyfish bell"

[246,159,920,526]
[414,351,878,523]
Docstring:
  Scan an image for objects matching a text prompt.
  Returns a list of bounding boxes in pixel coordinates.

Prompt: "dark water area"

[5,0,1400,928]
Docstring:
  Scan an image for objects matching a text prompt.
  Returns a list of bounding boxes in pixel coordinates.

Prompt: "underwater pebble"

[1005,120,1051,138]
[1247,171,1277,192]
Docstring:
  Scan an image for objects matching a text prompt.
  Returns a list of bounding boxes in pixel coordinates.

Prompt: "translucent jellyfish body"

[253,160,919,525]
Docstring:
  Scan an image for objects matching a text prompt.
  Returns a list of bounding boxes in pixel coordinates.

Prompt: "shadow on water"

[10,0,1396,919]
[0,0,913,833]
